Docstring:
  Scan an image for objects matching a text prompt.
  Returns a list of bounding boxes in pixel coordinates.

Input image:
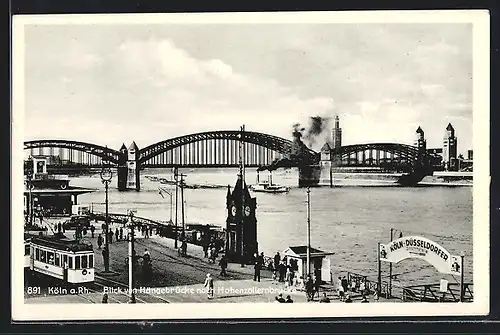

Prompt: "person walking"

[219,254,228,277]
[109,230,113,244]
[102,293,108,303]
[97,234,103,249]
[341,276,348,293]
[102,246,109,270]
[253,253,262,282]
[204,273,214,299]
[305,276,314,302]
[119,227,124,241]
[285,295,294,303]
[90,225,95,238]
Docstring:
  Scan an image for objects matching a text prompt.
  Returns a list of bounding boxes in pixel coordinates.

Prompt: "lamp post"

[306,187,311,278]
[179,173,186,239]
[158,187,173,223]
[127,210,136,304]
[25,156,34,226]
[100,166,112,273]
[174,168,179,249]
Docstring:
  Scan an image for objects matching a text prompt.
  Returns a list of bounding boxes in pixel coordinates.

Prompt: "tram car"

[28,234,95,284]
[24,234,32,269]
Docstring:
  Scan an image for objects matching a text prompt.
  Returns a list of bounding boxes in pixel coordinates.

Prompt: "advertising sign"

[379,235,462,275]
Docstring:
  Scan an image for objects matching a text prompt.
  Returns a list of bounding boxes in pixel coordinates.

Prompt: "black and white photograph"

[12,10,490,320]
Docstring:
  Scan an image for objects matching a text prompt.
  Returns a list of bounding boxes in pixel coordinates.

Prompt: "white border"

[12,10,490,320]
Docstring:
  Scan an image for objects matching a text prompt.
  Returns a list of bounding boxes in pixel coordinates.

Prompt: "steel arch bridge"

[139,130,315,167]
[331,143,421,165]
[24,140,121,165]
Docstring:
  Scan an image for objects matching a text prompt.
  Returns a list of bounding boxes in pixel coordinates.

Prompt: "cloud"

[22,24,473,154]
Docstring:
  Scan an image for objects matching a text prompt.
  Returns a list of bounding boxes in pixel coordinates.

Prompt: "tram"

[24,234,32,269]
[28,234,95,284]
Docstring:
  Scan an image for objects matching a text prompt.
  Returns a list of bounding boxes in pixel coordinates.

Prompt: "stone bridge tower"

[126,141,141,191]
[414,126,427,167]
[442,123,458,171]
[117,143,128,191]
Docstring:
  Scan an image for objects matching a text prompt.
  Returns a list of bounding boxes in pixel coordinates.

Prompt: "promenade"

[25,221,383,304]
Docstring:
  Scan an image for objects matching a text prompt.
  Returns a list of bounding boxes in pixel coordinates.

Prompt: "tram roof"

[31,235,93,252]
[23,186,96,196]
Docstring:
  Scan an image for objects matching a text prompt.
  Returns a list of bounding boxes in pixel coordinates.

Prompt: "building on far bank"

[331,115,342,149]
[442,123,458,171]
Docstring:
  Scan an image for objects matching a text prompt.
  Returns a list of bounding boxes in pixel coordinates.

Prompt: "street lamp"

[127,210,136,304]
[306,187,311,279]
[100,166,112,273]
[158,187,173,222]
[25,156,34,226]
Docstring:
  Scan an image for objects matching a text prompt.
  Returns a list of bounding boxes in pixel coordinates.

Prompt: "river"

[74,167,473,291]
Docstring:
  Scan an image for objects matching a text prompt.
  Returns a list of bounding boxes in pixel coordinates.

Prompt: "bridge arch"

[24,140,121,165]
[139,130,316,166]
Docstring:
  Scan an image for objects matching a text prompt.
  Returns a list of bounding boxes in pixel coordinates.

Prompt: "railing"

[402,283,473,302]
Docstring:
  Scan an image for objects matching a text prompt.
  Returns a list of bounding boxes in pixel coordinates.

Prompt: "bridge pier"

[117,144,128,191]
[125,141,141,191]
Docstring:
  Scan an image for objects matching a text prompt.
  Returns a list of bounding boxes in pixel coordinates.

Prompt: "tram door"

[29,246,34,270]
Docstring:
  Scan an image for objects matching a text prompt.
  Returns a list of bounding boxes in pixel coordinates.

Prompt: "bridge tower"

[126,141,141,191]
[117,143,128,191]
[414,126,427,166]
[331,115,342,149]
[442,123,458,171]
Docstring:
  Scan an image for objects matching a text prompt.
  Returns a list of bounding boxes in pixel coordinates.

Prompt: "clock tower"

[225,176,258,264]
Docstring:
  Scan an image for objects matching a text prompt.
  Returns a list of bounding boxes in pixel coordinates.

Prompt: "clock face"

[244,206,251,216]
[231,206,237,216]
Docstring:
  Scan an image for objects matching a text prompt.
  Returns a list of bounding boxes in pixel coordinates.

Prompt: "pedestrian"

[145,226,149,239]
[149,225,153,237]
[339,285,345,302]
[97,234,103,249]
[115,228,120,242]
[341,276,348,293]
[319,292,331,303]
[102,246,109,270]
[285,269,292,288]
[278,261,286,282]
[181,240,187,257]
[314,274,321,299]
[219,254,228,277]
[275,293,285,303]
[305,276,314,301]
[344,294,353,303]
[203,242,209,258]
[273,252,280,271]
[285,295,294,303]
[109,230,113,244]
[102,293,108,303]
[253,253,261,282]
[57,222,62,233]
[90,225,95,238]
[204,273,214,299]
[119,227,123,241]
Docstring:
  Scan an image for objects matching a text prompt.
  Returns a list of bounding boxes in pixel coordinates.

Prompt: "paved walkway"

[26,222,387,304]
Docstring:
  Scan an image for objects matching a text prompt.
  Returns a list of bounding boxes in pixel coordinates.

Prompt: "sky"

[22,21,473,154]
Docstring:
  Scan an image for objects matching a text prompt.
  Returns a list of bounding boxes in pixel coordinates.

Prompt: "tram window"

[68,256,73,269]
[55,253,60,267]
[75,256,81,269]
[89,255,93,268]
[63,254,68,266]
[41,250,46,263]
[47,251,54,265]
[35,248,39,261]
[81,255,87,268]
[24,245,30,256]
